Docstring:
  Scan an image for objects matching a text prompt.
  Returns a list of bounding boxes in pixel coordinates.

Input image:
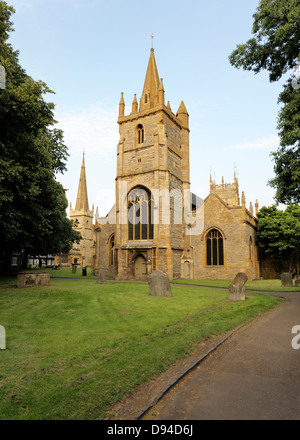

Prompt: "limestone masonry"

[58,49,262,281]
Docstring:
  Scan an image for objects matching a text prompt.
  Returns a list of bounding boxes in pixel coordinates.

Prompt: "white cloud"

[55,103,119,157]
[227,135,280,151]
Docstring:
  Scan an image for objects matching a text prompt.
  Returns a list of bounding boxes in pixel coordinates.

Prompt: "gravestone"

[72,264,77,274]
[294,279,300,288]
[148,270,173,297]
[281,273,293,287]
[228,272,248,301]
[97,268,108,285]
[17,272,50,289]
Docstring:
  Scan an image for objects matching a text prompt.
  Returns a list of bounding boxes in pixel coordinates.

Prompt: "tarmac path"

[142,292,300,420]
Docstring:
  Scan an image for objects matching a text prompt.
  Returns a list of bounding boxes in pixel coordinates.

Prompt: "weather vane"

[149,33,155,49]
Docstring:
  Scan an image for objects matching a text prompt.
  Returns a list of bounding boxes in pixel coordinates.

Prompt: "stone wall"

[191,194,260,280]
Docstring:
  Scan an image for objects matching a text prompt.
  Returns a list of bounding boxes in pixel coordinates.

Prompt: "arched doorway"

[134,255,147,280]
[184,261,190,279]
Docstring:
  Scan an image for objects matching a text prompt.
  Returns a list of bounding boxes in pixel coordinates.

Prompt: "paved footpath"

[143,292,300,420]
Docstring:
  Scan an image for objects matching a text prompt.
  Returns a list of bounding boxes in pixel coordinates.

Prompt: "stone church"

[67,48,261,281]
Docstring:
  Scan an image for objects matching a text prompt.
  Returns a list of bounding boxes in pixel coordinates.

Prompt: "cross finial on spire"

[149,33,155,49]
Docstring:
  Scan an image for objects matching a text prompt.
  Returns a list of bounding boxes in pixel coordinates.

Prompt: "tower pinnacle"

[75,152,90,213]
[140,48,160,111]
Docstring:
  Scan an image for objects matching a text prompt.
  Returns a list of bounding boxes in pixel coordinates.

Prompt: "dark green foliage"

[0,2,81,260]
[257,204,300,273]
[229,0,300,205]
[269,78,300,204]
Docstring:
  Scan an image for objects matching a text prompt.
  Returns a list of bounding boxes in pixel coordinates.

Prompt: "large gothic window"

[206,229,224,266]
[128,187,154,241]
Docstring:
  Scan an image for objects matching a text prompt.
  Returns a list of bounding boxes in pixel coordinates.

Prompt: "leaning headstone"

[295,279,300,288]
[281,273,293,287]
[97,268,108,285]
[228,272,248,301]
[148,270,173,297]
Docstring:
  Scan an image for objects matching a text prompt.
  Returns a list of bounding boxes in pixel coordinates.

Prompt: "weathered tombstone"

[17,272,50,289]
[72,264,77,274]
[97,268,108,285]
[148,270,173,297]
[228,272,248,301]
[281,273,293,287]
[294,279,300,288]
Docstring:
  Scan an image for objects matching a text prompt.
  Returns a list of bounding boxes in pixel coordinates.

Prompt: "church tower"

[114,48,190,280]
[70,152,94,267]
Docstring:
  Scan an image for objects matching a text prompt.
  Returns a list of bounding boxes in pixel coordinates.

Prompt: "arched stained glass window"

[128,187,154,241]
[206,229,224,266]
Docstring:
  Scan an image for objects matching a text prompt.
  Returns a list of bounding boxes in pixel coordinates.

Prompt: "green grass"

[171,279,231,288]
[0,277,282,420]
[37,267,96,279]
[172,278,300,292]
[246,279,300,292]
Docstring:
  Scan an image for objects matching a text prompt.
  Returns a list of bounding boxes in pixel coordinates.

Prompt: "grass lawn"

[0,277,283,420]
[39,267,96,279]
[172,278,300,292]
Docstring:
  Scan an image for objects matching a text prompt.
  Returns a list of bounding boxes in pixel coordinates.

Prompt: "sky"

[7,0,289,216]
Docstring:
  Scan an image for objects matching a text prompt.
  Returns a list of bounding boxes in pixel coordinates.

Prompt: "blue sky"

[8,0,288,215]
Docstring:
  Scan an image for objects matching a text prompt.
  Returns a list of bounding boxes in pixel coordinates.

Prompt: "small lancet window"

[137,124,144,144]
[145,94,148,104]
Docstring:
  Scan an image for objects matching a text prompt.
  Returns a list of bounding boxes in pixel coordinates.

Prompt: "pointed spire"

[167,100,171,111]
[158,78,165,104]
[177,100,188,115]
[249,201,253,214]
[140,48,160,111]
[132,94,138,113]
[241,191,246,209]
[119,92,125,117]
[75,152,90,213]
[255,199,259,216]
[176,100,189,128]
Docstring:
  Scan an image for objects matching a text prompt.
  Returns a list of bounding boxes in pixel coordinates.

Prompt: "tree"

[229,0,300,205]
[0,1,81,267]
[269,78,300,204]
[256,205,300,274]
